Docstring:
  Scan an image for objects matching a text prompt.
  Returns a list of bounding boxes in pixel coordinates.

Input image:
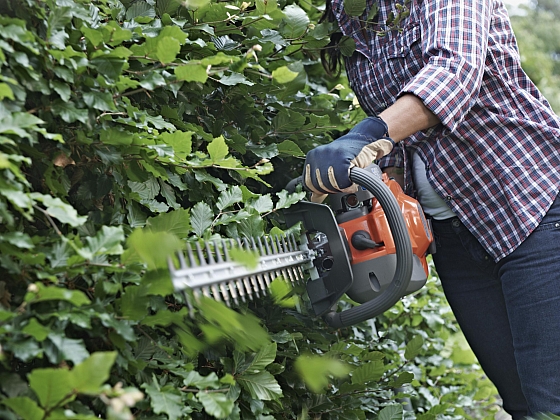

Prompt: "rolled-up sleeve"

[401,0,492,132]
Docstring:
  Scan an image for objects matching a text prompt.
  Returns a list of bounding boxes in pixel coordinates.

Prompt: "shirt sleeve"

[401,0,492,132]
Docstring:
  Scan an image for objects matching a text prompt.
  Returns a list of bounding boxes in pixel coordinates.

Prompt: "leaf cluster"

[0,0,500,419]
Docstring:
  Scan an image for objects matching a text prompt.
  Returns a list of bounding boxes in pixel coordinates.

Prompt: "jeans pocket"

[456,225,494,268]
[533,219,560,232]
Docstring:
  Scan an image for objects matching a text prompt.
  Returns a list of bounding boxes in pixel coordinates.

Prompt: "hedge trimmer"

[169,166,434,328]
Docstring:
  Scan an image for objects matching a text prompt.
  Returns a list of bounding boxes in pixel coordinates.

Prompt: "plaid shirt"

[332,0,560,261]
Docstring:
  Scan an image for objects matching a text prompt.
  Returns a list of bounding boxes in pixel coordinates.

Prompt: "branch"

[33,204,62,236]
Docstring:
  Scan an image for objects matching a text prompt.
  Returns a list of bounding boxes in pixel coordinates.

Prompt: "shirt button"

[445,195,452,201]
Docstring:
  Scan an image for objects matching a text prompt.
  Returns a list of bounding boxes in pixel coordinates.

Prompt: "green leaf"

[144,380,185,420]
[50,80,71,101]
[100,127,134,145]
[272,66,299,84]
[1,231,34,249]
[245,342,277,373]
[30,193,87,227]
[207,136,229,162]
[275,190,305,210]
[0,310,15,322]
[389,371,414,388]
[159,25,188,44]
[184,0,211,10]
[83,90,116,111]
[126,229,183,270]
[142,307,189,327]
[144,114,176,130]
[191,202,213,237]
[250,194,273,214]
[159,130,193,159]
[269,278,297,308]
[294,354,350,393]
[0,82,14,100]
[175,64,208,83]
[343,0,366,16]
[79,225,124,260]
[138,71,166,91]
[25,283,91,306]
[46,333,90,365]
[128,178,160,200]
[90,56,127,82]
[28,368,74,410]
[404,335,424,360]
[22,318,50,342]
[126,1,156,19]
[256,0,278,15]
[157,36,181,63]
[378,404,404,420]
[272,109,306,132]
[237,371,282,401]
[81,25,104,47]
[146,208,191,238]
[0,112,44,137]
[198,297,270,351]
[126,201,147,228]
[197,392,235,419]
[278,139,304,157]
[9,338,41,362]
[351,360,385,384]
[217,186,243,210]
[71,352,117,394]
[229,246,260,269]
[237,214,264,238]
[246,143,278,159]
[279,5,309,39]
[182,371,221,389]
[339,35,356,57]
[51,101,89,123]
[219,72,254,86]
[121,285,150,321]
[3,397,45,420]
[195,170,227,191]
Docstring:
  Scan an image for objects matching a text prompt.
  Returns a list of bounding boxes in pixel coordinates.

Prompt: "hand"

[303,116,394,202]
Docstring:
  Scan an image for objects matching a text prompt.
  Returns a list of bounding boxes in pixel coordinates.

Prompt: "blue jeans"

[431,195,560,419]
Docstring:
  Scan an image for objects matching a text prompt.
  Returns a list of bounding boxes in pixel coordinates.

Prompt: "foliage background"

[0,0,557,419]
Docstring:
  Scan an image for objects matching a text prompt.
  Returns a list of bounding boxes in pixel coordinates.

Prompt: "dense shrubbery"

[0,0,501,419]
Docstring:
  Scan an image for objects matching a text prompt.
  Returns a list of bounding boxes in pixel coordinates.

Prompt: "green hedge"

[0,0,498,419]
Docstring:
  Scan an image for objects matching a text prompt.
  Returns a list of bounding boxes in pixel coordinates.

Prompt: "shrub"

[0,1,497,419]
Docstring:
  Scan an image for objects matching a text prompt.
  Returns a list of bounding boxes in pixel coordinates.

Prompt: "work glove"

[303,116,395,202]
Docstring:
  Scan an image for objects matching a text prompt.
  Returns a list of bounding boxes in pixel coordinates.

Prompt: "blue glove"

[303,116,395,201]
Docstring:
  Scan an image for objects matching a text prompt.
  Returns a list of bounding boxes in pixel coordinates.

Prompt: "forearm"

[379,94,440,142]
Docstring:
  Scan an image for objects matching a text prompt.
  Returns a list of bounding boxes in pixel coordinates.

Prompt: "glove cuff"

[349,116,390,141]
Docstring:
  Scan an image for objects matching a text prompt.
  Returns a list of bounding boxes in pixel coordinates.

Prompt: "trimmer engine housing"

[331,174,433,304]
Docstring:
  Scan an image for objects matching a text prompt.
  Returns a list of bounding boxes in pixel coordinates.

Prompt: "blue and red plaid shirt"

[332,0,560,261]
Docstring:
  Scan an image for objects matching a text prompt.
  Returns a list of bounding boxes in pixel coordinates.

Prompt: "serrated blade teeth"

[169,233,310,309]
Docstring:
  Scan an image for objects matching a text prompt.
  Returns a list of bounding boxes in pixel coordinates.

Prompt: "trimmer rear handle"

[323,167,413,328]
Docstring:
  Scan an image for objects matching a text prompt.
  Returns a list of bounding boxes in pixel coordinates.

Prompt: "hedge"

[0,0,498,419]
